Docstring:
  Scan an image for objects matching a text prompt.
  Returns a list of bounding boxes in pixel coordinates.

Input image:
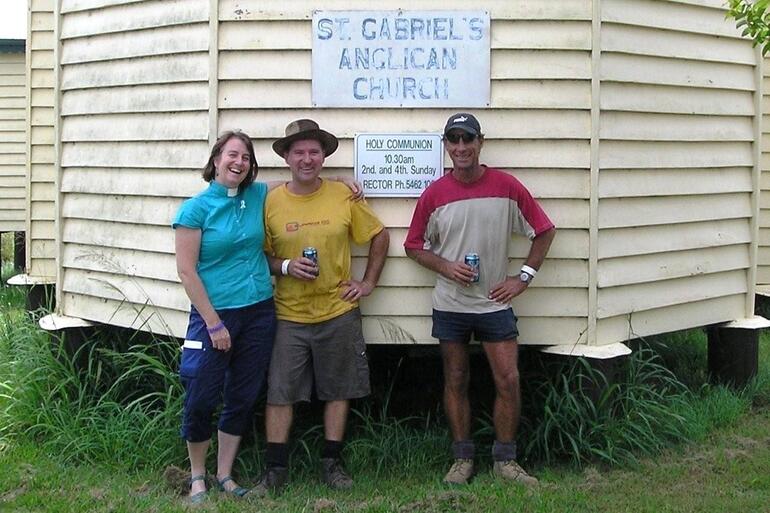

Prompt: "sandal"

[217,475,249,498]
[189,474,208,505]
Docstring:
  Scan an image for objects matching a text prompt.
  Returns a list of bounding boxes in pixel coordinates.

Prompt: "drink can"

[465,253,480,283]
[303,247,318,274]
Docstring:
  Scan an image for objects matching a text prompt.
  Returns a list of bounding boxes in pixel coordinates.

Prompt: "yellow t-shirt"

[264,180,385,323]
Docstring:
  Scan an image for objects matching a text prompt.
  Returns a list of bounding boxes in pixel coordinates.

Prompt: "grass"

[0,263,768,511]
[0,311,185,468]
[1,408,768,512]
[0,233,14,267]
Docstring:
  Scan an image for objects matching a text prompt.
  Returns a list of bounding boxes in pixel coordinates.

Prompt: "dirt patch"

[313,498,338,512]
[680,449,714,467]
[579,466,607,489]
[89,487,107,500]
[399,490,475,513]
[723,448,749,461]
[163,465,190,496]
[722,435,765,461]
[0,463,37,502]
[133,481,152,497]
[0,483,27,502]
[19,463,36,476]
[732,436,762,451]
[348,497,385,510]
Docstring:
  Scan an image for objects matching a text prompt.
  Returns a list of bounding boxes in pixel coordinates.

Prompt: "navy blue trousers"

[180,298,276,442]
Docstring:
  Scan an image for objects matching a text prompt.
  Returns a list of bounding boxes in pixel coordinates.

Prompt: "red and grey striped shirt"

[405,166,554,313]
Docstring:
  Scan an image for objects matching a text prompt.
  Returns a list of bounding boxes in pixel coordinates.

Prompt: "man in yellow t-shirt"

[255,119,389,494]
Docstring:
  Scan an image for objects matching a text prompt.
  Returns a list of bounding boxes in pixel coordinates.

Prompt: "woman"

[173,130,360,503]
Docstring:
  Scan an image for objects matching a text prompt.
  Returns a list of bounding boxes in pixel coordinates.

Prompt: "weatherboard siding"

[0,46,26,233]
[25,0,56,277]
[52,0,756,347]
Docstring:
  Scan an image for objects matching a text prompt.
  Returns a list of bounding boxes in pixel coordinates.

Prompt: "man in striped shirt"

[405,112,556,486]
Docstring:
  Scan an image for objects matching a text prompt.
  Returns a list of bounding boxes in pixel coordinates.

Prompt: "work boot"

[251,466,288,497]
[443,458,474,484]
[492,459,539,486]
[320,457,353,490]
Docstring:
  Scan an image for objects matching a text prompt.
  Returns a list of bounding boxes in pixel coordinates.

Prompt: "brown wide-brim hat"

[272,119,339,157]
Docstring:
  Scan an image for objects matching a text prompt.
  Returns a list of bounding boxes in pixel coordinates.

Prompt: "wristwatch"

[519,264,537,284]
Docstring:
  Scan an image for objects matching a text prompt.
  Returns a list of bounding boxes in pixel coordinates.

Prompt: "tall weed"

[522,346,694,466]
[345,405,447,476]
[0,262,26,308]
[0,309,184,468]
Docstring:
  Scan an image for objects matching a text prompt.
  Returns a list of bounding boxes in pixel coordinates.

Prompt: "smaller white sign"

[355,133,443,197]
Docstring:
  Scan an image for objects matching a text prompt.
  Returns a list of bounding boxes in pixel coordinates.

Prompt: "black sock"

[265,442,289,468]
[451,440,475,460]
[492,440,517,462]
[322,439,344,460]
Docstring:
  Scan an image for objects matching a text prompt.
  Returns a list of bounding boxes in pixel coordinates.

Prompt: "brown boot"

[251,466,288,497]
[492,460,538,486]
[443,458,474,485]
[321,458,353,490]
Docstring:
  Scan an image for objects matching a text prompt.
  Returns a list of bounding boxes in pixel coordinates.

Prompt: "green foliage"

[2,410,769,513]
[0,308,185,468]
[642,329,709,390]
[518,328,770,468]
[0,233,14,267]
[0,263,26,311]
[0,279,768,511]
[727,0,770,54]
[345,406,447,476]
[522,347,694,466]
[0,276,768,485]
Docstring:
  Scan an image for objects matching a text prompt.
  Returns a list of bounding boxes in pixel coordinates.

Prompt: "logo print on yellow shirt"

[286,222,299,232]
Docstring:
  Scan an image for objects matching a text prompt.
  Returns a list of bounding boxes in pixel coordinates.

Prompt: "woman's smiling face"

[213,137,252,189]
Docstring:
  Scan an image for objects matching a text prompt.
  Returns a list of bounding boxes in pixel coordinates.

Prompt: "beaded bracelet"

[206,321,226,334]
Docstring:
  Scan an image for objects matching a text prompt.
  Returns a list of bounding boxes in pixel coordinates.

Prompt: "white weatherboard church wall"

[53,0,759,349]
[758,55,770,295]
[25,0,57,279]
[594,0,759,345]
[0,40,26,234]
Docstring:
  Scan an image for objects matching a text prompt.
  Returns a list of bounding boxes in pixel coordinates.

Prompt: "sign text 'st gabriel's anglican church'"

[312,11,490,108]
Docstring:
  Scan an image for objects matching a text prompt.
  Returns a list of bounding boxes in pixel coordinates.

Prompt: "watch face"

[520,272,531,283]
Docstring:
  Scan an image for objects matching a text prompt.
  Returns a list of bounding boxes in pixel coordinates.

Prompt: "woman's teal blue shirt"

[172,181,273,310]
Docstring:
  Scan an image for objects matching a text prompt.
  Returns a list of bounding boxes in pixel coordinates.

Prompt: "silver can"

[303,247,318,275]
[465,253,480,283]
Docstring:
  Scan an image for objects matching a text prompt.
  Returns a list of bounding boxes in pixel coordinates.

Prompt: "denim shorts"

[431,308,518,343]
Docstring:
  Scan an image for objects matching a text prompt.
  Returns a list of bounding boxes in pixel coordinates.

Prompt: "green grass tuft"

[521,346,693,466]
[0,307,185,468]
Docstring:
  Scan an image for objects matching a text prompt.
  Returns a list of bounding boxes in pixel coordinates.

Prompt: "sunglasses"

[444,132,478,144]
